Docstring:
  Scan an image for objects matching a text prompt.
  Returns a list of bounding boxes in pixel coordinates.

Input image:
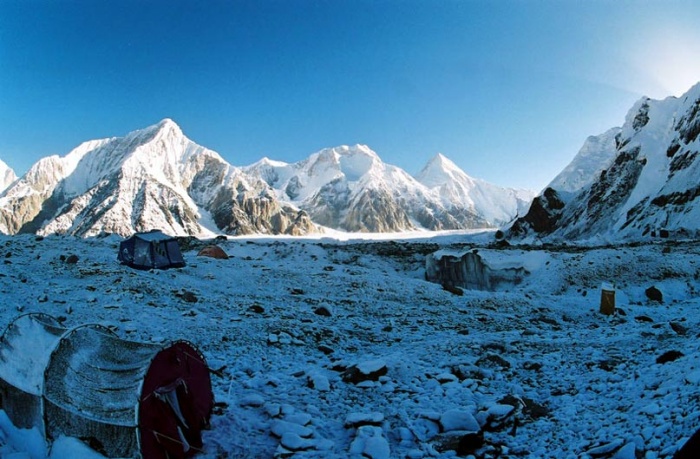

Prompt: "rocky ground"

[0,233,699,458]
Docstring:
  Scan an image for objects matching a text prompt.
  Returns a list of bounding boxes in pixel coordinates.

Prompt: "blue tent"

[118,230,186,269]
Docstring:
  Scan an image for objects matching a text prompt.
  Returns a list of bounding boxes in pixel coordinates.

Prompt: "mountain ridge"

[0,120,315,237]
[416,152,533,227]
[508,81,700,242]
[0,122,532,237]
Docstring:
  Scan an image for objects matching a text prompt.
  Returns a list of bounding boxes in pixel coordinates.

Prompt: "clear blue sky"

[1,0,699,191]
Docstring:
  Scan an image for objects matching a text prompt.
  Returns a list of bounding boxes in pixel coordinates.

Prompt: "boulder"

[670,322,688,335]
[349,426,390,459]
[314,305,333,317]
[645,286,663,302]
[307,372,331,392]
[411,417,441,442]
[345,412,384,428]
[439,409,480,433]
[432,431,484,456]
[656,350,684,364]
[481,404,516,431]
[279,433,315,451]
[271,420,313,439]
[342,359,388,384]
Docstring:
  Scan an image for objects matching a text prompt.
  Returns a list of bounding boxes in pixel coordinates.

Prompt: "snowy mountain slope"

[0,120,316,237]
[295,146,487,232]
[546,127,621,194]
[244,145,529,232]
[509,81,700,241]
[1,121,532,237]
[0,233,699,458]
[0,159,17,193]
[416,153,534,226]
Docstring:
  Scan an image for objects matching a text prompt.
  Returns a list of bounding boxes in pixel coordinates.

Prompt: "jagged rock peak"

[547,127,621,194]
[261,156,285,166]
[151,118,183,135]
[326,144,377,156]
[414,152,535,227]
[0,158,17,193]
[249,156,290,168]
[313,144,381,164]
[305,144,383,182]
[0,119,535,237]
[125,118,187,146]
[427,152,453,166]
[416,153,469,188]
[423,153,456,172]
[507,80,700,242]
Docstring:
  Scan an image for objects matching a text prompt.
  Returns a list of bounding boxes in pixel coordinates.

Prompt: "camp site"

[5,1,700,456]
[0,232,699,458]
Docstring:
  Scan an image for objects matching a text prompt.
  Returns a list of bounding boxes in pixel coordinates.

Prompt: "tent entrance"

[155,379,190,430]
[139,342,213,459]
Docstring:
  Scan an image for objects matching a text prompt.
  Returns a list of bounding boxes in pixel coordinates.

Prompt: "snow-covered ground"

[0,231,698,458]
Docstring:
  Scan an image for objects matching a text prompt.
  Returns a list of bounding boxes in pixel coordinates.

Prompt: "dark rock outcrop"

[645,286,663,303]
[506,83,700,242]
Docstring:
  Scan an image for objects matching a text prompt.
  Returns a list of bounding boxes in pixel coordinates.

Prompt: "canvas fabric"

[118,231,185,269]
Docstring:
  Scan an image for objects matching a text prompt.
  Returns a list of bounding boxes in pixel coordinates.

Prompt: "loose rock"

[314,305,332,317]
[345,412,384,428]
[271,420,313,439]
[440,409,480,433]
[342,359,388,384]
[349,426,390,459]
[645,286,663,302]
[656,350,684,364]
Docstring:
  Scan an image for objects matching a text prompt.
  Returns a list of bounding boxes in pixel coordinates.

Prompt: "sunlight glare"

[632,29,700,98]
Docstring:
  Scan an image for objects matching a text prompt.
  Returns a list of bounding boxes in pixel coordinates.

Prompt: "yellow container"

[600,283,615,315]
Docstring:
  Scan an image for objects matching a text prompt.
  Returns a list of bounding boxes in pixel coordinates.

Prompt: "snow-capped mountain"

[244,145,529,232]
[0,159,17,193]
[416,153,534,226]
[546,128,621,194]
[508,81,700,241]
[0,119,315,237]
[0,120,532,237]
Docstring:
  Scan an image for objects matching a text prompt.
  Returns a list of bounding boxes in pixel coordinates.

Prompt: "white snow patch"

[0,233,697,458]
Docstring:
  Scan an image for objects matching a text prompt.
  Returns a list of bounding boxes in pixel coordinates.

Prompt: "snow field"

[0,234,698,458]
